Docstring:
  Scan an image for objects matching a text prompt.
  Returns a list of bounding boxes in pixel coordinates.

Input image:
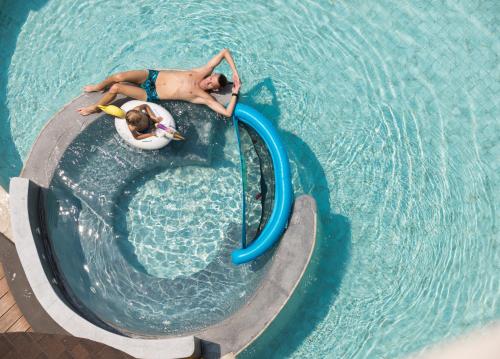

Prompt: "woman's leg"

[77,83,147,115]
[83,70,149,92]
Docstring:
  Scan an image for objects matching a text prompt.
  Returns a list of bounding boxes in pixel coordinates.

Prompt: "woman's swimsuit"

[140,69,160,102]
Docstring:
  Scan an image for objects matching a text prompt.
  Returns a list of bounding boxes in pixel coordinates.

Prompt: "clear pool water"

[1,0,499,357]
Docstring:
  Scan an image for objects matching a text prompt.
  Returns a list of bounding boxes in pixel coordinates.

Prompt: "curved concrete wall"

[10,93,318,358]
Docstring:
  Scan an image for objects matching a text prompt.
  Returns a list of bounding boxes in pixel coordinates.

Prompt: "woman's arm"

[133,132,155,140]
[134,104,162,123]
[143,105,162,123]
[133,104,147,112]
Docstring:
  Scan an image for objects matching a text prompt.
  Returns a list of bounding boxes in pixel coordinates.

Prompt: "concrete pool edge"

[407,321,500,359]
[10,93,318,358]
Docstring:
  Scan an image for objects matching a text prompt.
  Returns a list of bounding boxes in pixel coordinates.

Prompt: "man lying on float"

[77,48,241,117]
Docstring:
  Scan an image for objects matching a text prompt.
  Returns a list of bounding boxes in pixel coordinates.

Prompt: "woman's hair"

[125,110,145,126]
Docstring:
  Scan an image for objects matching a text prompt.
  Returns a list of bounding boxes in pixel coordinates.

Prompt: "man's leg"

[77,83,147,115]
[83,70,149,92]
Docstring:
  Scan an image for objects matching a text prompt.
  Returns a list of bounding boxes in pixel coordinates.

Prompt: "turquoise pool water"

[1,0,499,357]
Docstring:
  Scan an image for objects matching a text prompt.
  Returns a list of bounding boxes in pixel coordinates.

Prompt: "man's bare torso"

[78,48,240,117]
[155,70,205,101]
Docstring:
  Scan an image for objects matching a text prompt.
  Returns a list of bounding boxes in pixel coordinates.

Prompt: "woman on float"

[124,104,161,140]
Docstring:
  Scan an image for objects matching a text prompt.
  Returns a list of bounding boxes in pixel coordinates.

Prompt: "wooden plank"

[0,304,23,332]
[0,292,16,317]
[27,327,34,332]
[7,315,31,332]
[0,263,5,280]
[0,277,9,297]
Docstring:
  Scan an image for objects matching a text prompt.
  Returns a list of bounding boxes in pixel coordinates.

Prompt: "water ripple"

[3,0,498,357]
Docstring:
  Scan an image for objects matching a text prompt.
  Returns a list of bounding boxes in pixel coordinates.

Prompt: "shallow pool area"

[1,0,499,358]
[40,100,272,336]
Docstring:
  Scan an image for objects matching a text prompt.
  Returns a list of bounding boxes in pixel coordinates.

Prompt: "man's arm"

[193,79,241,117]
[196,48,239,81]
[193,94,237,118]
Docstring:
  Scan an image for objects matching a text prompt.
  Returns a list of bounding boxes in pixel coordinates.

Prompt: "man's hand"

[232,73,240,88]
[232,77,241,94]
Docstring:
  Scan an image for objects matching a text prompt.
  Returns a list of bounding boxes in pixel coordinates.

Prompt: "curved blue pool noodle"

[231,103,294,265]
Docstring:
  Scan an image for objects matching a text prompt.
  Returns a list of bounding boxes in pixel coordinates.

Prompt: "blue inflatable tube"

[231,103,294,265]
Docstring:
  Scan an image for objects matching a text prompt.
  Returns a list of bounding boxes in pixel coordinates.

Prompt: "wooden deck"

[0,263,31,333]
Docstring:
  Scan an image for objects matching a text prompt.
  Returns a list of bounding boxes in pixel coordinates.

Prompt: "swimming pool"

[1,0,498,357]
[39,100,273,335]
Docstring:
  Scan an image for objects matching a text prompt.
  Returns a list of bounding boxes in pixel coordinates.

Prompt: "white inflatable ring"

[114,100,175,150]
